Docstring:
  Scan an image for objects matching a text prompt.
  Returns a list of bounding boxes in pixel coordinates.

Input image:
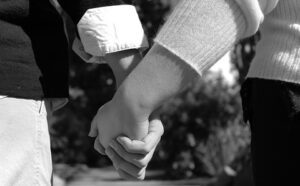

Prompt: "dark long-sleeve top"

[0,0,147,99]
[58,0,132,24]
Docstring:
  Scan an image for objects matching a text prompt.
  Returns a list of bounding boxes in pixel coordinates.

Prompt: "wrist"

[113,84,153,124]
[112,43,194,122]
[105,49,142,87]
[110,89,150,140]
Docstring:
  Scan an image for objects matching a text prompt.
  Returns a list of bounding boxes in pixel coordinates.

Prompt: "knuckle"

[135,167,146,179]
[109,153,116,162]
[113,161,120,170]
[117,171,126,179]
[117,161,125,169]
[123,145,132,153]
[136,173,145,180]
[142,145,151,153]
[136,159,147,168]
[118,147,126,156]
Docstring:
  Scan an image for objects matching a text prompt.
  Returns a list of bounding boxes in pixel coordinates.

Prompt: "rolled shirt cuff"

[76,5,149,63]
[72,37,105,63]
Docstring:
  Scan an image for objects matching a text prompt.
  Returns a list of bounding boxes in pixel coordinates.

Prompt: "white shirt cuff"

[76,5,149,60]
[72,37,105,63]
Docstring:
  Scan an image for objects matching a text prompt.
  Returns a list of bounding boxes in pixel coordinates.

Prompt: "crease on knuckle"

[134,167,146,179]
[136,173,145,180]
[142,145,151,154]
[117,171,126,179]
[113,145,122,155]
[136,159,147,168]
[118,161,126,170]
[119,147,127,157]
[113,161,120,170]
[123,144,133,153]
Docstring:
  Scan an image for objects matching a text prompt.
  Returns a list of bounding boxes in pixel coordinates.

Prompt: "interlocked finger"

[116,119,163,155]
[105,147,145,179]
[117,168,145,180]
[110,139,154,168]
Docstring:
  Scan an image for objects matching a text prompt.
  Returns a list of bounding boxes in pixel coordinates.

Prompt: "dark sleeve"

[0,0,29,24]
[57,0,134,24]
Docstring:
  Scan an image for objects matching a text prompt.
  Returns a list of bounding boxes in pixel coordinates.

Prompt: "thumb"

[116,119,164,155]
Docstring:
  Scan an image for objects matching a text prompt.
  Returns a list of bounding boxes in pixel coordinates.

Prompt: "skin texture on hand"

[114,43,198,122]
[91,43,197,180]
[105,49,143,87]
[90,107,164,180]
[106,118,164,180]
[89,90,164,181]
[89,49,147,146]
[90,44,196,180]
[90,49,144,147]
[89,100,149,149]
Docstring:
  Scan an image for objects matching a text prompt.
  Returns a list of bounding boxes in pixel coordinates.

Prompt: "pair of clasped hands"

[87,50,164,180]
[89,104,163,180]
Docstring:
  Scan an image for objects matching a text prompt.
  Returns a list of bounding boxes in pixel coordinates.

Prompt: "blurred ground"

[54,166,214,186]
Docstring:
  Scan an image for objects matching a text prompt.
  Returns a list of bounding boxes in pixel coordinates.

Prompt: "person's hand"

[89,100,149,149]
[90,114,164,180]
[105,118,164,180]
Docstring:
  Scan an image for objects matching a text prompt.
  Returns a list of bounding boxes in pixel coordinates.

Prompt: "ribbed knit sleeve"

[0,0,29,24]
[154,0,247,75]
[247,0,300,84]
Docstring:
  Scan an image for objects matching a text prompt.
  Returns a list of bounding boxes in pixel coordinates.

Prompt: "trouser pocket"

[0,97,52,186]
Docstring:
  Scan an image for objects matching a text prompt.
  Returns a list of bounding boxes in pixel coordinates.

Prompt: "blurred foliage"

[50,0,259,180]
[155,74,250,179]
[134,0,170,44]
[231,33,261,85]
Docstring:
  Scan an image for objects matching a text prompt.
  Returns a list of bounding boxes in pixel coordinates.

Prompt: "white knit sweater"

[154,0,300,84]
[247,0,300,84]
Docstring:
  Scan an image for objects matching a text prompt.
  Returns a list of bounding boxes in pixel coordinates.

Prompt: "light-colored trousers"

[0,96,53,186]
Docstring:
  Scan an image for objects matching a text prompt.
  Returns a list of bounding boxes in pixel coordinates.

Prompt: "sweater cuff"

[76,5,148,60]
[234,0,264,37]
[154,0,246,76]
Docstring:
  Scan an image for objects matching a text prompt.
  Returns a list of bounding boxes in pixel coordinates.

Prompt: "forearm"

[113,44,198,121]
[105,49,142,87]
[111,0,251,120]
